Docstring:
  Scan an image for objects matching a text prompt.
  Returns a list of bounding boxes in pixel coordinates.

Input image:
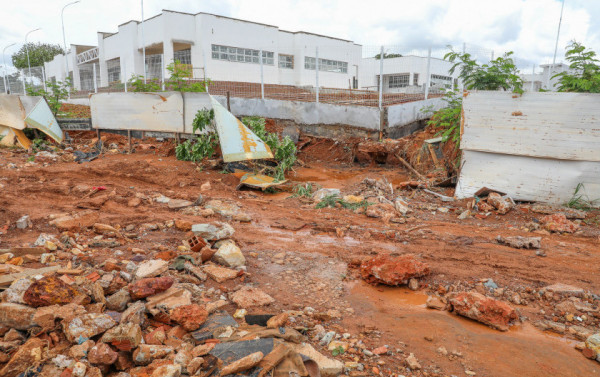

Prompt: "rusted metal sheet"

[457,91,600,206]
[0,125,31,149]
[90,92,184,132]
[238,173,286,190]
[23,97,64,143]
[210,95,273,162]
[0,95,26,130]
[182,92,212,134]
[461,91,600,162]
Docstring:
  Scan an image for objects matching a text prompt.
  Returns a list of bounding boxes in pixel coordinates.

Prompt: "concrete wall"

[387,97,445,129]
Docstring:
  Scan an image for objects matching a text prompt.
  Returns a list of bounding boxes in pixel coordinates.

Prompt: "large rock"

[170,304,208,331]
[447,291,518,331]
[229,287,275,308]
[496,235,541,249]
[543,283,585,297]
[360,254,430,286]
[585,333,600,362]
[135,260,169,279]
[191,222,234,241]
[213,242,246,268]
[63,313,117,343]
[0,337,45,377]
[106,289,132,311]
[23,275,90,307]
[0,303,36,330]
[128,276,174,300]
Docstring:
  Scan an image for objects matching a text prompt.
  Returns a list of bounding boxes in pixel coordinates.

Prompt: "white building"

[520,63,572,92]
[44,10,362,91]
[359,55,459,94]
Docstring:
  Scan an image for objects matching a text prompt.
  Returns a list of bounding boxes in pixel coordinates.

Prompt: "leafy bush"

[165,60,210,92]
[176,109,218,162]
[426,90,463,147]
[26,78,71,116]
[291,183,317,198]
[127,75,161,92]
[445,49,523,93]
[553,41,600,93]
[243,116,297,181]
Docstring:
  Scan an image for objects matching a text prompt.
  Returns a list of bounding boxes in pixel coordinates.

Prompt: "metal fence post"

[42,66,47,92]
[93,63,98,93]
[161,54,165,91]
[378,46,383,109]
[124,60,127,92]
[315,47,319,104]
[260,49,264,100]
[21,69,26,95]
[425,47,432,100]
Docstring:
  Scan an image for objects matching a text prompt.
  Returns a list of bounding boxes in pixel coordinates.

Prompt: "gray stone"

[213,242,245,268]
[313,188,340,202]
[106,289,131,312]
[135,260,168,279]
[191,222,235,241]
[16,215,31,229]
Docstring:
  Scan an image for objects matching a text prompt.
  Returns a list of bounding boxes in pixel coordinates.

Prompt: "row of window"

[211,45,275,65]
[304,57,348,73]
[388,73,419,88]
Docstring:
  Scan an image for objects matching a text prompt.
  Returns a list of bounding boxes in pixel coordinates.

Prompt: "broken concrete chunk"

[63,313,117,343]
[313,188,341,201]
[191,222,235,241]
[88,342,118,365]
[170,304,208,331]
[106,289,132,311]
[213,242,246,268]
[426,295,446,310]
[1,278,33,304]
[487,192,514,214]
[0,303,37,330]
[496,235,541,249]
[360,254,430,286]
[101,322,143,350]
[543,283,585,297]
[0,337,44,377]
[132,344,174,365]
[33,303,87,330]
[135,259,169,279]
[16,215,32,229]
[168,199,194,210]
[447,291,518,331]
[540,214,579,233]
[128,276,174,300]
[219,351,264,376]
[23,275,90,307]
[145,286,192,316]
[229,287,275,308]
[290,343,343,377]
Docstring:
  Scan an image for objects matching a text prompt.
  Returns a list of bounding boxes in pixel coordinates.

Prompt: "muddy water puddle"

[345,281,596,377]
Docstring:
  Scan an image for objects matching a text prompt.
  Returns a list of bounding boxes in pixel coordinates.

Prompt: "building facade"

[44,10,362,91]
[359,55,459,94]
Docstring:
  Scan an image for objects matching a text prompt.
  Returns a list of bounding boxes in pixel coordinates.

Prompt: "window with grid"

[174,49,191,65]
[211,45,273,65]
[279,54,294,69]
[106,58,121,83]
[413,73,419,86]
[145,54,163,79]
[389,74,410,88]
[304,57,347,73]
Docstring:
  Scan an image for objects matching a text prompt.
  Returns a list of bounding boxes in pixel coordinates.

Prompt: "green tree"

[165,60,209,92]
[445,49,523,93]
[12,43,64,69]
[553,41,600,93]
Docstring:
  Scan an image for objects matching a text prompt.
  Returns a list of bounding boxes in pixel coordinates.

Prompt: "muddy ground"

[1,128,600,377]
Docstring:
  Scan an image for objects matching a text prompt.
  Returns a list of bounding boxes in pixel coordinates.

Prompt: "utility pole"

[551,0,565,87]
[25,28,41,82]
[61,1,80,81]
[2,43,16,94]
[141,0,146,83]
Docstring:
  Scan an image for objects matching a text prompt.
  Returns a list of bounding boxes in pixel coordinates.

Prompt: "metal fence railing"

[3,43,541,106]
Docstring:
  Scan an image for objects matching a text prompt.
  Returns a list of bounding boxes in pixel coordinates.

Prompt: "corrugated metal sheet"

[90,92,184,132]
[24,97,64,143]
[0,95,63,144]
[210,95,273,162]
[457,91,600,206]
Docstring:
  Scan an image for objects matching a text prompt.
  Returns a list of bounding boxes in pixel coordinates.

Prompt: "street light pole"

[25,28,41,81]
[61,1,80,81]
[141,0,146,83]
[3,43,16,94]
